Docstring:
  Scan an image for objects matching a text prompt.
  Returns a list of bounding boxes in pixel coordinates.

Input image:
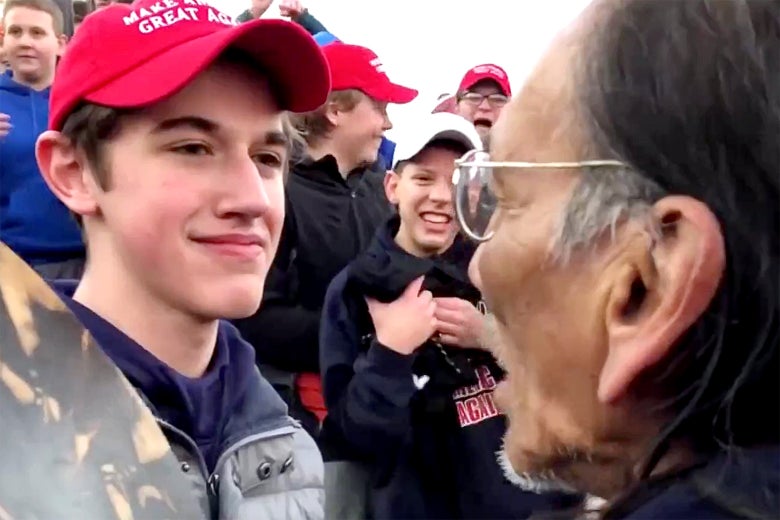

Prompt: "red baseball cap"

[458,64,512,97]
[49,0,331,131]
[322,43,418,105]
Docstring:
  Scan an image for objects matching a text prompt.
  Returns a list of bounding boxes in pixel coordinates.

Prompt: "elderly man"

[456,0,779,518]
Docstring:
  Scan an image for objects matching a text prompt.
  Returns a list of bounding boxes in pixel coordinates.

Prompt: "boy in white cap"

[318,113,581,518]
[35,1,331,517]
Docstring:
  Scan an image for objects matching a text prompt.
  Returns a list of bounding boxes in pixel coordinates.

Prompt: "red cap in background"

[458,63,511,97]
[322,42,418,104]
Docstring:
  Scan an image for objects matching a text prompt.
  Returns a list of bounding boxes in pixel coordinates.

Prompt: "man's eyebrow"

[151,116,219,134]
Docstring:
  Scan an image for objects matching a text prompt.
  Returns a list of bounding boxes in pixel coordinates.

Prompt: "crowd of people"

[0,0,777,519]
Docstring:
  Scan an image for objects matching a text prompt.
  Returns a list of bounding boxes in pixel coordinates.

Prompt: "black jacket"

[605,446,779,519]
[318,216,581,519]
[235,156,392,373]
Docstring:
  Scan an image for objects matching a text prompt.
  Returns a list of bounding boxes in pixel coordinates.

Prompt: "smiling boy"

[318,113,581,518]
[34,1,331,517]
[0,0,83,278]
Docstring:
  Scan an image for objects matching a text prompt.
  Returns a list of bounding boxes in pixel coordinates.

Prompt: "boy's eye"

[173,143,211,155]
[254,152,283,168]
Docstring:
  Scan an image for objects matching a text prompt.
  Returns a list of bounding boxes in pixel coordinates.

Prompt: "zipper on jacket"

[155,418,214,501]
[30,91,37,138]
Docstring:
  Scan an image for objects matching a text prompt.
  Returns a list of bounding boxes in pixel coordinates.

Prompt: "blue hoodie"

[0,71,84,266]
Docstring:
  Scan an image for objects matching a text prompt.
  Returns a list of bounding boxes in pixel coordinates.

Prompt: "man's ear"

[384,169,401,205]
[36,130,100,219]
[598,196,726,404]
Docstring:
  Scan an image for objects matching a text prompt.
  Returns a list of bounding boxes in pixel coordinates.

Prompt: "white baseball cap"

[393,112,483,169]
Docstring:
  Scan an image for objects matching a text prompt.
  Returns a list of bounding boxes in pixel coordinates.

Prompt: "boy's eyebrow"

[265,130,289,149]
[152,116,219,134]
[151,117,290,149]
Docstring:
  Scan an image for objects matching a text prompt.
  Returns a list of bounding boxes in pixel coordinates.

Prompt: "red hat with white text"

[49,0,331,130]
[458,63,512,97]
[322,42,418,104]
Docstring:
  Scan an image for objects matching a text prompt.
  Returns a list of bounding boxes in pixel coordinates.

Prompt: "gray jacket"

[135,350,325,518]
[161,414,324,519]
[54,284,325,519]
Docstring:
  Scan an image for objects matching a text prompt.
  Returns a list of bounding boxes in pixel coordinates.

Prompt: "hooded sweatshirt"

[319,216,581,519]
[0,71,84,266]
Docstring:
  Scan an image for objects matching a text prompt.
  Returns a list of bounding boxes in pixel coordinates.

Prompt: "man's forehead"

[491,31,584,163]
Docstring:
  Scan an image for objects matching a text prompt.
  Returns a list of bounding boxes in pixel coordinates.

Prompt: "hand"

[433,297,485,349]
[251,0,273,18]
[279,0,305,18]
[366,277,436,356]
[0,113,11,138]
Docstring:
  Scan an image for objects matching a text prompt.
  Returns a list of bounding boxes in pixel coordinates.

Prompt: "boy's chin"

[201,285,264,320]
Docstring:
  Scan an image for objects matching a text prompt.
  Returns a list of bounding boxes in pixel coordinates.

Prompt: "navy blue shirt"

[54,281,259,472]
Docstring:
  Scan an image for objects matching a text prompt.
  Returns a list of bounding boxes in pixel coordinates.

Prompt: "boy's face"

[60,61,287,320]
[456,80,509,140]
[385,146,461,257]
[2,6,62,85]
[333,93,391,167]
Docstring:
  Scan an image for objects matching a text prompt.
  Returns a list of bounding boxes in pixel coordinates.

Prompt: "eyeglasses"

[453,150,626,242]
[458,92,509,108]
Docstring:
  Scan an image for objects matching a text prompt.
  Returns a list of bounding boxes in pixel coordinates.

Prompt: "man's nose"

[215,157,271,219]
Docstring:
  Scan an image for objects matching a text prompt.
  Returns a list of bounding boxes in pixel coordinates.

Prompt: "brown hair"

[3,0,64,36]
[289,89,363,147]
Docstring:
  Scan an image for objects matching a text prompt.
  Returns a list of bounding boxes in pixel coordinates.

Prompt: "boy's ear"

[36,130,100,219]
[384,169,401,205]
[324,101,340,127]
[57,33,68,54]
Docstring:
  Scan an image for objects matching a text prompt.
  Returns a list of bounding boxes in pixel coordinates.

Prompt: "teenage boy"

[35,1,331,517]
[235,42,417,436]
[318,113,582,519]
[0,0,82,279]
[455,63,512,143]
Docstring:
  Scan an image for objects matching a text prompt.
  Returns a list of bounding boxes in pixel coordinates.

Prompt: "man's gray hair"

[549,164,666,265]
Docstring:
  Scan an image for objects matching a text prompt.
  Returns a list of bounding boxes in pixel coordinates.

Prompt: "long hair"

[578,0,779,476]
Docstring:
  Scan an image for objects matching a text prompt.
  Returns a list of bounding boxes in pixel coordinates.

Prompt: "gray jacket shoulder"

[170,421,324,519]
[216,422,324,519]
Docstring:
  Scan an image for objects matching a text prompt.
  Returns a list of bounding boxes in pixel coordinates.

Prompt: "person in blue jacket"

[0,0,84,278]
[318,113,582,519]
